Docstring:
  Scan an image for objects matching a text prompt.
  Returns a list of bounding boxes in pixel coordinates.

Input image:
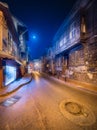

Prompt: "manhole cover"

[59,99,96,126]
[65,102,82,115]
[0,96,21,107]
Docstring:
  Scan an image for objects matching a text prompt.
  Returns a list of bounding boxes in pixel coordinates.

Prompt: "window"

[5,66,16,86]
[63,37,66,43]
[70,22,76,39]
[59,39,63,47]
[81,17,86,33]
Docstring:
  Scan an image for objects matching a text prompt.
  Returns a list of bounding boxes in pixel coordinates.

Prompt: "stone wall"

[67,42,97,85]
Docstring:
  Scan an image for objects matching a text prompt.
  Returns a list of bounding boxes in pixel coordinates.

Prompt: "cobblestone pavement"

[0,71,97,130]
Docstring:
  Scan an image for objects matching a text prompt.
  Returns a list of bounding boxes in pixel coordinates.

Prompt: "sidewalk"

[0,74,32,97]
[42,73,97,95]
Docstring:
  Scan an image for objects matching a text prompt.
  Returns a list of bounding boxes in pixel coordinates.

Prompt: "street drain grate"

[0,96,21,107]
[59,99,96,126]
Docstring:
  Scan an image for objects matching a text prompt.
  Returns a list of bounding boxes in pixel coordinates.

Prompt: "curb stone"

[0,74,33,97]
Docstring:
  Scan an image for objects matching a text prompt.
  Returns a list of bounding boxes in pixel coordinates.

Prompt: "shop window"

[4,66,16,86]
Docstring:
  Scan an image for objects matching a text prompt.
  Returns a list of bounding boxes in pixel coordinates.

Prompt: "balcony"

[0,50,22,65]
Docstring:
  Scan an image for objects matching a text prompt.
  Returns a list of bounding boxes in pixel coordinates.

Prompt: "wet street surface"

[0,72,97,130]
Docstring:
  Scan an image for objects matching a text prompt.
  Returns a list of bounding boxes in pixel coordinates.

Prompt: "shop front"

[4,65,16,86]
[2,59,21,87]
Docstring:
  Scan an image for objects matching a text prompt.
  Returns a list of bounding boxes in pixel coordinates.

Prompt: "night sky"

[0,0,77,60]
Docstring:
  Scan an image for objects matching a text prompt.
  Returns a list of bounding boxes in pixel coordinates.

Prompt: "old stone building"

[0,2,28,87]
[47,0,97,86]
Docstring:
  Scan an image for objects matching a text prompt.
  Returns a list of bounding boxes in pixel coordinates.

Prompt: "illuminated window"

[59,39,63,47]
[20,35,23,44]
[5,66,16,85]
[70,31,72,39]
[70,22,76,39]
[81,17,86,33]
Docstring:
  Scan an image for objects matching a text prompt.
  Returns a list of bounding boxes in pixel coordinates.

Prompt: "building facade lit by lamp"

[0,2,29,87]
[45,0,97,87]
